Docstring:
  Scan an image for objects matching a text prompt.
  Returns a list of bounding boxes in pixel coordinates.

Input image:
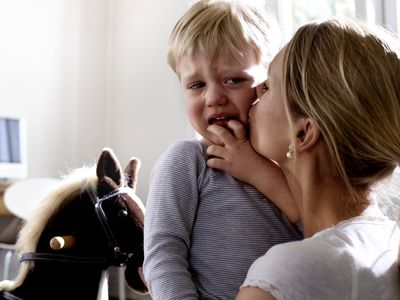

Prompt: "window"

[263,0,399,43]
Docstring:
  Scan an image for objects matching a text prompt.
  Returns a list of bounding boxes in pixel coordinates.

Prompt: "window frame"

[264,0,399,43]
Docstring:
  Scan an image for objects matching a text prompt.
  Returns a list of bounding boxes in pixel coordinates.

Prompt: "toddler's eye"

[225,77,245,84]
[188,81,205,89]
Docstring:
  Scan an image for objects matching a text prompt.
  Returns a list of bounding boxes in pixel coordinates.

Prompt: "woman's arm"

[236,287,277,300]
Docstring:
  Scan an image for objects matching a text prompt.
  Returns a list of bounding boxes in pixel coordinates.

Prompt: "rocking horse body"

[0,148,147,300]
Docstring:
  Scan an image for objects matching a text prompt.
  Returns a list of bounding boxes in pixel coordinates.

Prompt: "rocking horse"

[0,148,147,300]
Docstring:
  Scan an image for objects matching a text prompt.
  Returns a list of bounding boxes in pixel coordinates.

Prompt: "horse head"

[94,148,147,293]
[0,148,147,299]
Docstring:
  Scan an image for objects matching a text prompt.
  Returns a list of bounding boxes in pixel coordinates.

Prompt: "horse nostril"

[118,209,128,218]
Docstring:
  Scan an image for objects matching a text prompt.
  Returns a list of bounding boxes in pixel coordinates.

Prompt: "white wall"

[105,0,193,200]
[0,0,80,177]
[0,0,194,201]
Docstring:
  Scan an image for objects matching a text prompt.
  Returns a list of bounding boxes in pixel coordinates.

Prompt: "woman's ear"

[293,117,320,153]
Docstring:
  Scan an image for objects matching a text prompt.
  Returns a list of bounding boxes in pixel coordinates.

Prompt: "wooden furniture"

[3,178,60,220]
[0,183,19,281]
[0,183,12,216]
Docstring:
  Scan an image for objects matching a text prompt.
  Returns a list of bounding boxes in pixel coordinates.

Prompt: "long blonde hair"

[283,19,400,200]
[167,0,279,76]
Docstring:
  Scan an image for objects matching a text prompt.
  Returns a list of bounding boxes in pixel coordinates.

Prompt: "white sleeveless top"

[242,205,400,300]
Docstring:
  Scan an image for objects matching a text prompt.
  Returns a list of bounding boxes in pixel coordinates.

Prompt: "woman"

[208,19,400,299]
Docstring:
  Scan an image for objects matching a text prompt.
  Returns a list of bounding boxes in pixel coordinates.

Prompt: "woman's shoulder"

[256,237,337,268]
[260,223,387,268]
[243,209,400,299]
[247,236,353,281]
[242,238,350,299]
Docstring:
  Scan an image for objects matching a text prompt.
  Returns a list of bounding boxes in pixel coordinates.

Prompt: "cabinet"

[0,183,19,281]
[0,183,12,216]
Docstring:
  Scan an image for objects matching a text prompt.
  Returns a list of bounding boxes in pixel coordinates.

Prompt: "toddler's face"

[177,48,267,145]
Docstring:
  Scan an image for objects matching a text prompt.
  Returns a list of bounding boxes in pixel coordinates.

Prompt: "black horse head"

[0,148,147,300]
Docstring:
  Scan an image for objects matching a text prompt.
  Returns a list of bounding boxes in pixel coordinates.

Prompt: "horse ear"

[124,157,141,191]
[96,148,123,187]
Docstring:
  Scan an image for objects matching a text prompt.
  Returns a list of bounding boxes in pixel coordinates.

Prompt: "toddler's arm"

[144,142,200,300]
[207,121,300,224]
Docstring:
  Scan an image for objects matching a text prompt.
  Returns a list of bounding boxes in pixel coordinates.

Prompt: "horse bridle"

[88,185,135,265]
[19,185,136,266]
[0,186,140,300]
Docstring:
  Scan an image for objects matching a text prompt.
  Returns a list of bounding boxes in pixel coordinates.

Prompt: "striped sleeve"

[143,140,205,300]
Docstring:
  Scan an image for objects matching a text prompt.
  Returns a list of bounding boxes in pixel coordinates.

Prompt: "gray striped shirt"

[144,139,302,300]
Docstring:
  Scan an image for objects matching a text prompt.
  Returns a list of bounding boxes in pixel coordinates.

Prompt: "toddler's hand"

[206,120,270,185]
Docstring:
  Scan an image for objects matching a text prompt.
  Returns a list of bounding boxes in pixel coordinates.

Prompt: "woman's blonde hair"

[283,19,400,197]
[167,0,279,76]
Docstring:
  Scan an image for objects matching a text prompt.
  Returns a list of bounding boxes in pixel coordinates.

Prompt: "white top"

[242,205,400,300]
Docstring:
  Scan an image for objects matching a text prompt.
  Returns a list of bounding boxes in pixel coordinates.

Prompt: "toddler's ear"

[293,117,320,153]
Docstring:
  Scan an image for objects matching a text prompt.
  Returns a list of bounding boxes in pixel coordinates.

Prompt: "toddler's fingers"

[207,156,228,171]
[207,124,235,145]
[227,120,247,141]
[207,144,225,159]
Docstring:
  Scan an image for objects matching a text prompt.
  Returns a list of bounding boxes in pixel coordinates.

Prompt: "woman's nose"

[249,98,259,115]
[255,83,266,98]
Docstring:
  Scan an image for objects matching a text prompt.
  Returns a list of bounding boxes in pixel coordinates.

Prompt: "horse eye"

[118,209,128,219]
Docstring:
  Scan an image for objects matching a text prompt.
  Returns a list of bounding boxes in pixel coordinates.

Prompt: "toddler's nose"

[205,85,227,106]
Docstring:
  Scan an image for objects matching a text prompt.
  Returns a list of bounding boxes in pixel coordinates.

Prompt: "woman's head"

[283,19,400,192]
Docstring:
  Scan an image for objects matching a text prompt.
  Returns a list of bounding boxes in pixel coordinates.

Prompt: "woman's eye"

[260,82,268,91]
[188,82,205,89]
[256,82,268,97]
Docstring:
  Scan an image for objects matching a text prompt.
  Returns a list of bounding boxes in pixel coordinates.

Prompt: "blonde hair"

[167,0,279,76]
[283,19,400,198]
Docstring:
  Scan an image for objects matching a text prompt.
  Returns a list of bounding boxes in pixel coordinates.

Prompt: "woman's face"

[249,48,291,163]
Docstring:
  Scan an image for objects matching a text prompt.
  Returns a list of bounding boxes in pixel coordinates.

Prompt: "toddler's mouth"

[208,115,237,128]
[207,115,238,137]
[208,114,250,138]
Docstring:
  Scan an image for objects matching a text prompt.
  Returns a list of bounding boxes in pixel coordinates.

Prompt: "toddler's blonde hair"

[168,0,279,76]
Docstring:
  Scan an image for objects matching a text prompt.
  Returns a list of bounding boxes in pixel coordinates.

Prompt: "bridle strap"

[18,186,137,267]
[20,252,109,265]
[88,186,132,265]
[88,187,119,247]
[3,254,110,300]
[1,292,23,300]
